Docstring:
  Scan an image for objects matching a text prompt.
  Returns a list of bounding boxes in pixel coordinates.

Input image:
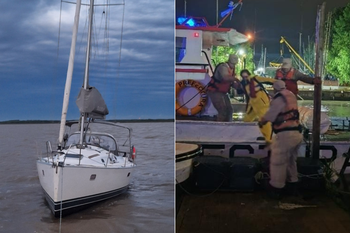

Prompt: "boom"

[280,36,315,74]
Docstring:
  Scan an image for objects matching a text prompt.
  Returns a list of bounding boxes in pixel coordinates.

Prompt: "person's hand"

[314,77,322,85]
[258,121,265,128]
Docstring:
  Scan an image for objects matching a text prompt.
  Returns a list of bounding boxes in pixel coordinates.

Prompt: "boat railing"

[201,50,214,74]
[46,141,53,158]
[63,144,74,165]
[105,150,111,167]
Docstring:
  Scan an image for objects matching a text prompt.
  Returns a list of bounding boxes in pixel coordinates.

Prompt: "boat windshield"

[66,133,117,151]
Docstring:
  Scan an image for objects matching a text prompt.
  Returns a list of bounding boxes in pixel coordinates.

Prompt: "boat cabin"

[175,17,248,118]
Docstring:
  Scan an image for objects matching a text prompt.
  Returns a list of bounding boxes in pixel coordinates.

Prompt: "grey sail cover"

[76,87,109,119]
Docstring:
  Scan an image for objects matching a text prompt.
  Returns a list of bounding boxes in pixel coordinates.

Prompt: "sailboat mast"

[79,0,94,146]
[84,0,94,89]
[58,0,82,148]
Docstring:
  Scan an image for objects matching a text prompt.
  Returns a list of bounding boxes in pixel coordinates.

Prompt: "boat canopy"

[202,29,248,47]
[76,87,109,119]
[67,132,117,151]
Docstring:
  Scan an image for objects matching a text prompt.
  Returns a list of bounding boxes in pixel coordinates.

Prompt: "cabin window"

[176,37,186,62]
[66,133,117,151]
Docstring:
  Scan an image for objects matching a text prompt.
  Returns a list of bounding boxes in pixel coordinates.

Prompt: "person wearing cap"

[275,58,321,96]
[239,69,275,146]
[258,80,303,199]
[207,54,240,122]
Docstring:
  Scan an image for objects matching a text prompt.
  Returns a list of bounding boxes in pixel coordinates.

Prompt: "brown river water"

[0,122,174,233]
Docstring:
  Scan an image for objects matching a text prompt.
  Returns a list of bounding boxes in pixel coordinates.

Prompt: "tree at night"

[326,3,350,85]
[212,42,255,76]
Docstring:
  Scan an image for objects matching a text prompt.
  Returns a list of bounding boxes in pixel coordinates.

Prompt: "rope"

[51,0,64,121]
[176,178,225,197]
[176,162,229,197]
[92,6,98,59]
[77,7,88,56]
[175,82,210,112]
[59,165,64,233]
[114,0,125,119]
[103,0,110,89]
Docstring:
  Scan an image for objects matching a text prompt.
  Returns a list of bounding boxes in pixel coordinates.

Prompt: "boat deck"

[177,190,350,233]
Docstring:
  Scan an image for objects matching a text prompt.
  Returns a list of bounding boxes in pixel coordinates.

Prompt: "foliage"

[326,3,350,85]
[212,42,255,77]
[301,39,315,76]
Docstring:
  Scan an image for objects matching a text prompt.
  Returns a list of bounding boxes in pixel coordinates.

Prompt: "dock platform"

[177,190,350,233]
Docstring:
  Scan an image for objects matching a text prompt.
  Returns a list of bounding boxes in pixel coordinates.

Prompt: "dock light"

[238,49,245,56]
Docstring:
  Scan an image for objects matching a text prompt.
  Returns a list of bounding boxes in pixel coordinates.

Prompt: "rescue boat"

[175,16,350,183]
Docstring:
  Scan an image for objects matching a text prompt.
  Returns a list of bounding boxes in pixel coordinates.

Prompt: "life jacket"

[241,76,269,99]
[207,63,234,93]
[272,89,301,134]
[275,68,298,95]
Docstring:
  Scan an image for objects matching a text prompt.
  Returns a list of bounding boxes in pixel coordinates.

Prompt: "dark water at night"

[299,100,350,117]
[0,122,174,233]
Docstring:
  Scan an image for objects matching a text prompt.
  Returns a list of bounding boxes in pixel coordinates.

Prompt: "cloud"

[0,0,174,121]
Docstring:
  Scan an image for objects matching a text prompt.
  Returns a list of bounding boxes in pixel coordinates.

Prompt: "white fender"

[298,106,331,134]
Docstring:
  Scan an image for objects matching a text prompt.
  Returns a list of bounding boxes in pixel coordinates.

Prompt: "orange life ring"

[176,79,207,116]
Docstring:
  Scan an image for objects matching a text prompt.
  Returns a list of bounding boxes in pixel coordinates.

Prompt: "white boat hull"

[37,161,133,216]
[175,143,202,184]
[176,120,350,173]
[176,159,193,183]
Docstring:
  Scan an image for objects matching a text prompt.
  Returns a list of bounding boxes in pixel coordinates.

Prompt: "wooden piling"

[312,2,326,159]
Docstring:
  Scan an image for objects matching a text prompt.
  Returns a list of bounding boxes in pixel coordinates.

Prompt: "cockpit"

[66,133,117,151]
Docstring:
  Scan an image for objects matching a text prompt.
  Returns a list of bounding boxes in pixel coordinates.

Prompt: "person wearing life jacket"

[275,58,321,96]
[207,54,240,122]
[258,80,303,199]
[239,69,275,146]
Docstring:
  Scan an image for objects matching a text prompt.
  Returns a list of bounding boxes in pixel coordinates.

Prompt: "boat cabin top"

[66,132,117,151]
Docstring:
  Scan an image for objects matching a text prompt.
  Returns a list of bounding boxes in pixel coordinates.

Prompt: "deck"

[177,190,350,233]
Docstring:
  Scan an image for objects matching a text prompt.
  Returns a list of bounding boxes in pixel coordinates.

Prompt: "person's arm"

[217,64,237,82]
[294,69,316,84]
[231,77,242,89]
[253,75,275,85]
[258,96,285,127]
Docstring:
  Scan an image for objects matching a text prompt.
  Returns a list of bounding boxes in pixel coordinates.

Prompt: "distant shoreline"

[0,119,174,124]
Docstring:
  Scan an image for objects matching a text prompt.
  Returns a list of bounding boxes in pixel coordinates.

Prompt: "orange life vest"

[275,68,298,95]
[207,63,234,93]
[272,89,301,134]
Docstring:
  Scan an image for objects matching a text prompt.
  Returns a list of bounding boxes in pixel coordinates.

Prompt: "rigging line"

[77,6,88,57]
[114,0,125,119]
[92,8,98,60]
[102,0,110,89]
[96,8,105,46]
[59,166,64,233]
[62,1,124,6]
[52,0,64,122]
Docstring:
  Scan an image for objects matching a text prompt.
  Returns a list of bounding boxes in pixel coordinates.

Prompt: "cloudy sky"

[0,0,174,121]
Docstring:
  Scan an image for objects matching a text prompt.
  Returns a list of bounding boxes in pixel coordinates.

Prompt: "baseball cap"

[282,58,292,69]
[273,80,286,91]
[228,54,238,65]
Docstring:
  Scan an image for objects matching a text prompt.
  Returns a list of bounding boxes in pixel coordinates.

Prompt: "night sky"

[176,0,349,64]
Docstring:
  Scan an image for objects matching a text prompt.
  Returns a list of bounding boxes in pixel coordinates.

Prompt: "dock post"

[312,2,326,160]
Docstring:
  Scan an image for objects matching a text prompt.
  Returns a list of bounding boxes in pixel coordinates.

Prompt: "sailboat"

[36,0,136,217]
